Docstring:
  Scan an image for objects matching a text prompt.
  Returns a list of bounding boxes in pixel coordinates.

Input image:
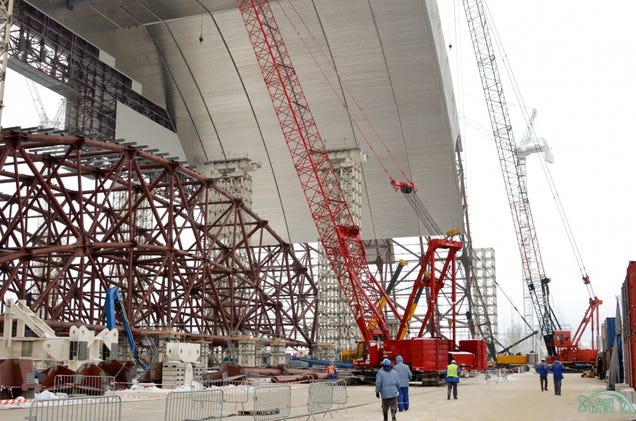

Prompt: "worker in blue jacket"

[393,355,412,411]
[537,359,549,391]
[552,360,565,395]
[444,359,461,400]
[376,358,400,421]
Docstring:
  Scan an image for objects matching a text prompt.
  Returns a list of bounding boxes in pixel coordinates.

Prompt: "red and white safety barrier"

[0,397,33,406]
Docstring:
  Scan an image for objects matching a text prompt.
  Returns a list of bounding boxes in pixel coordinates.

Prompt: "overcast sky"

[438,0,636,346]
[3,70,63,129]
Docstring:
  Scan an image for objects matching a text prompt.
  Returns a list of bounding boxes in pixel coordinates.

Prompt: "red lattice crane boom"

[237,0,398,343]
[239,0,488,379]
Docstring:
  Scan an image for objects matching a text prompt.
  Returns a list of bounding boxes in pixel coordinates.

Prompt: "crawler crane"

[462,0,600,367]
[237,0,487,383]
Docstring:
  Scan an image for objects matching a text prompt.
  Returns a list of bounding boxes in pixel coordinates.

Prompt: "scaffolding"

[315,149,363,353]
[471,248,499,342]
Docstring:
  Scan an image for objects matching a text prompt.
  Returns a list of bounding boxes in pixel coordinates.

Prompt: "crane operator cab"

[553,331,574,348]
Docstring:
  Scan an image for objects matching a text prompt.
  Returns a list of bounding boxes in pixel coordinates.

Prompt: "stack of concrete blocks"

[237,336,257,367]
[161,342,203,388]
[267,339,287,367]
[313,343,337,362]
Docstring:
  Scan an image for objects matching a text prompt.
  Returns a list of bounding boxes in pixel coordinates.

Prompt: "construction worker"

[445,359,461,400]
[537,359,549,391]
[552,360,565,395]
[375,358,399,421]
[326,362,337,381]
[393,355,412,411]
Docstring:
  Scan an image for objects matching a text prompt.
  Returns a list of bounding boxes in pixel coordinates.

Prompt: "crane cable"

[273,1,419,193]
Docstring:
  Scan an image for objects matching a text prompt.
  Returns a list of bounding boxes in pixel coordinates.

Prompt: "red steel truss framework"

[0,130,318,347]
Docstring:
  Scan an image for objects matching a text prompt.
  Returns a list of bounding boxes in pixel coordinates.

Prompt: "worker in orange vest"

[326,362,337,381]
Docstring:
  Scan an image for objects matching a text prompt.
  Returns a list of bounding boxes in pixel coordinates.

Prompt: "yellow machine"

[496,354,528,366]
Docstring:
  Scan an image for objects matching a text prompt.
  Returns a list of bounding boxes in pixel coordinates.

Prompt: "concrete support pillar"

[316,147,365,355]
[268,339,287,367]
[472,248,499,343]
[313,343,337,362]
[200,159,261,334]
[237,336,257,367]
[200,158,261,209]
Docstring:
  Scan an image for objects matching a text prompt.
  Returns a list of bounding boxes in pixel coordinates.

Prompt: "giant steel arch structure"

[0,130,318,347]
[0,0,491,359]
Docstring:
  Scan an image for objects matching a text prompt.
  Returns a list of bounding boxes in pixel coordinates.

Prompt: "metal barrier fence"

[485,369,509,383]
[249,384,291,421]
[28,395,122,421]
[329,379,347,409]
[164,389,224,421]
[53,374,116,396]
[219,383,250,412]
[306,380,348,420]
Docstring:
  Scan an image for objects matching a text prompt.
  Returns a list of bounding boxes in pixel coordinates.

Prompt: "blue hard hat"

[382,358,391,366]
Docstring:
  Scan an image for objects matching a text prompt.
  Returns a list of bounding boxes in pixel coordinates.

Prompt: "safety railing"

[248,384,291,421]
[53,374,116,396]
[28,395,121,421]
[164,389,224,421]
[485,368,509,383]
[220,383,251,412]
[306,380,348,420]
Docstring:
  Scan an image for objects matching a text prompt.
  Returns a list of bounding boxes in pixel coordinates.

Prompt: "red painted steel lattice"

[238,0,398,342]
[0,130,317,346]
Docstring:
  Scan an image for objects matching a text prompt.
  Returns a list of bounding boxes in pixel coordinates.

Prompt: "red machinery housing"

[547,276,602,366]
[352,237,488,383]
[547,330,599,366]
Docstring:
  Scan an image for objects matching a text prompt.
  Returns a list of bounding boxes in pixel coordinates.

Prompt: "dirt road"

[1,371,634,420]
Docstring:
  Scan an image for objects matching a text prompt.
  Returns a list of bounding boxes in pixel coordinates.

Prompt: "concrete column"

[237,336,257,367]
[268,339,287,367]
[316,148,365,355]
[472,248,499,343]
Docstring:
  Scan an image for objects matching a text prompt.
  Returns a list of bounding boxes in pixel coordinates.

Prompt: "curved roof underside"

[28,0,463,244]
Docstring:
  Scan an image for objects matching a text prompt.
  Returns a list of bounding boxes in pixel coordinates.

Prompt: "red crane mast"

[237,0,397,343]
[238,1,488,379]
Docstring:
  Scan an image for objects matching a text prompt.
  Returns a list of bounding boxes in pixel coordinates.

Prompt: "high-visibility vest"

[446,364,459,378]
